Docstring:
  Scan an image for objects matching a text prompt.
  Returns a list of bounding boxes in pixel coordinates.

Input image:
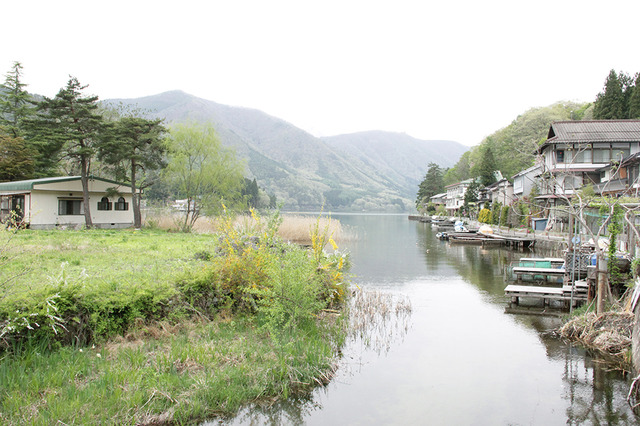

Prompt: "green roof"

[0,176,132,192]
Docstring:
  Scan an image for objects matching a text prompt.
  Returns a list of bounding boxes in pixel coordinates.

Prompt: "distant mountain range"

[105,91,468,211]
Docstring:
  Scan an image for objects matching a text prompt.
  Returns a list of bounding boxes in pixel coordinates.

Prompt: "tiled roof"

[546,120,640,143]
[0,176,130,191]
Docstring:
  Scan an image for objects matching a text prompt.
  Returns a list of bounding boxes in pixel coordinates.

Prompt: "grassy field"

[0,213,350,425]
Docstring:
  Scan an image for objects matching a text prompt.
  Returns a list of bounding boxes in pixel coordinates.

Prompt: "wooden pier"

[482,233,536,250]
[505,282,588,307]
[448,234,504,246]
[504,256,589,309]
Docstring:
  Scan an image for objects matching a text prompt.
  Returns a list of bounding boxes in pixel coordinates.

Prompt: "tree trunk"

[131,160,141,228]
[80,157,93,229]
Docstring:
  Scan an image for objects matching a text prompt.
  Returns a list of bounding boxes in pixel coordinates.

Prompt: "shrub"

[500,206,510,227]
[478,208,491,224]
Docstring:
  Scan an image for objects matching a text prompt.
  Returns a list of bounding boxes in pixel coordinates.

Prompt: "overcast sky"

[2,0,639,146]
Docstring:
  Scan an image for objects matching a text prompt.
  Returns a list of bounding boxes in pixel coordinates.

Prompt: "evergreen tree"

[629,74,640,119]
[0,130,36,181]
[241,177,260,209]
[415,162,444,208]
[594,69,625,119]
[35,77,106,227]
[474,146,497,187]
[99,116,168,228]
[0,62,35,138]
[462,179,480,217]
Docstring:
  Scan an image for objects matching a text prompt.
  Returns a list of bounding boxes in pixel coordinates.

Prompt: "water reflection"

[213,214,637,425]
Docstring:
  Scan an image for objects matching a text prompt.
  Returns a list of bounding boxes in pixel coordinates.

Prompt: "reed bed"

[348,289,413,355]
[143,209,356,245]
[278,214,354,245]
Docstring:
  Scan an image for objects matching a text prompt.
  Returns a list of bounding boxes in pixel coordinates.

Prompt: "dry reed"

[278,214,354,245]
[143,209,356,245]
[559,311,634,358]
[348,289,413,355]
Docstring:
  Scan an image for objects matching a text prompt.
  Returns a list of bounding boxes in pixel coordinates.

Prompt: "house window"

[97,196,112,211]
[574,149,592,163]
[114,196,129,211]
[593,149,611,163]
[58,199,84,215]
[613,149,629,162]
[556,149,564,163]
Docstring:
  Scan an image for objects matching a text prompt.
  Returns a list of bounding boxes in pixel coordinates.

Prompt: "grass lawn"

[0,227,346,425]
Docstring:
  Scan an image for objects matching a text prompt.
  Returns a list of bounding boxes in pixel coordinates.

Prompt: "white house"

[445,179,473,214]
[0,176,140,229]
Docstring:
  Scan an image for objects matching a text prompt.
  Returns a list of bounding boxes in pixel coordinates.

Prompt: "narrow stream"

[218,214,638,425]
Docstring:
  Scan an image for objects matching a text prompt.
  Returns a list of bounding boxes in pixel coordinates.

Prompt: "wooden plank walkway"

[483,233,536,250]
[504,283,588,307]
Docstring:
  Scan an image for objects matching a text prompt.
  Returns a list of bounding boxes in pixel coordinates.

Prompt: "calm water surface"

[218,214,638,425]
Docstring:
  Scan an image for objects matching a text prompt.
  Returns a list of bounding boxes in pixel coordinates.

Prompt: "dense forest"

[415,69,640,207]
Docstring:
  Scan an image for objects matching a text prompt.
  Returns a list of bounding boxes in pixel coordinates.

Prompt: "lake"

[218,214,638,425]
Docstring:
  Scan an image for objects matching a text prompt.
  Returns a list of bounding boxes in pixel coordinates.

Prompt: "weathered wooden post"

[596,252,608,315]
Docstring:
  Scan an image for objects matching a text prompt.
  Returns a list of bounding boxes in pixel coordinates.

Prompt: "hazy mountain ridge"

[105,91,468,211]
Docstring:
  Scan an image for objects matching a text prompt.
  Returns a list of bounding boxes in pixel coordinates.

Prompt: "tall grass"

[143,208,355,245]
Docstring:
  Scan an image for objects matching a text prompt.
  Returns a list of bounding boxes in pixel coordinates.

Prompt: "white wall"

[29,190,134,229]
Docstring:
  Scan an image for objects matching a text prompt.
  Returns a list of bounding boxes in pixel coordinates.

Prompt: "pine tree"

[0,131,36,181]
[415,163,444,208]
[593,69,625,119]
[463,179,481,216]
[99,116,167,228]
[0,62,35,138]
[629,74,640,119]
[35,77,106,227]
[475,146,497,187]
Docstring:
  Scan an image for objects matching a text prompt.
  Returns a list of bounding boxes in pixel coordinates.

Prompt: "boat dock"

[504,256,590,309]
[505,281,588,307]
[482,233,536,250]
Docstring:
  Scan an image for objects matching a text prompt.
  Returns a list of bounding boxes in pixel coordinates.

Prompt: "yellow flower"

[329,238,338,251]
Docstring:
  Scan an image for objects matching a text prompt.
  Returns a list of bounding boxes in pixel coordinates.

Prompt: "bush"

[478,208,491,224]
[491,202,502,225]
[500,206,510,227]
[176,209,349,330]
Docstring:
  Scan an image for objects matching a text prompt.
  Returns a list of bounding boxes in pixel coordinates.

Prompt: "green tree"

[99,116,167,228]
[242,177,260,209]
[34,77,106,227]
[0,62,35,138]
[416,162,444,208]
[474,146,497,187]
[444,151,470,185]
[594,69,625,119]
[629,74,640,119]
[462,179,481,217]
[0,131,35,181]
[164,122,244,231]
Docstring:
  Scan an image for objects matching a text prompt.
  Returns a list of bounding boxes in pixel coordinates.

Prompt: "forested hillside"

[443,68,640,186]
[107,91,468,211]
[443,101,592,185]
